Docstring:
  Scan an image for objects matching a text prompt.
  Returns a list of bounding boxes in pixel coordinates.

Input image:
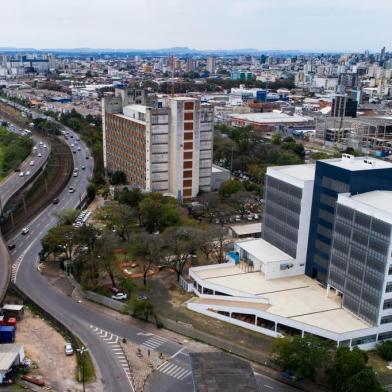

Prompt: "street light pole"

[76,346,88,392]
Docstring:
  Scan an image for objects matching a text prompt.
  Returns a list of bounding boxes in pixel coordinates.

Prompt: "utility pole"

[76,346,88,392]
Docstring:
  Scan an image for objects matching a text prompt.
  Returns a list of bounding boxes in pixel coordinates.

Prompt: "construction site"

[315,115,392,157]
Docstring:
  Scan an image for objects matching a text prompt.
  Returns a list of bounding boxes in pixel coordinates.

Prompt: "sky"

[1,0,391,52]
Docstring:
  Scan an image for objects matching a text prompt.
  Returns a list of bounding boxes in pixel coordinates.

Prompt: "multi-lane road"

[1,99,299,392]
[0,118,50,303]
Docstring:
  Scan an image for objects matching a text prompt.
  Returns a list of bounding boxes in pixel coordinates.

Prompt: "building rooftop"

[322,155,392,171]
[228,112,312,124]
[229,223,262,237]
[237,238,293,264]
[189,352,259,392]
[268,164,315,182]
[191,264,370,334]
[0,344,23,373]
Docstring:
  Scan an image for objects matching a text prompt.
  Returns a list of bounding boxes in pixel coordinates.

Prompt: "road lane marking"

[89,324,134,391]
[170,347,186,359]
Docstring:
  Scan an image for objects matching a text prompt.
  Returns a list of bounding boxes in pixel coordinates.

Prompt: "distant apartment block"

[102,88,213,202]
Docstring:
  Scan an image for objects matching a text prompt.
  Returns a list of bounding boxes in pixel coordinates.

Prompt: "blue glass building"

[305,155,392,283]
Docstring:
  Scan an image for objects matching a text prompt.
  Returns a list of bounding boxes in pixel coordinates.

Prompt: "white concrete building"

[103,89,213,202]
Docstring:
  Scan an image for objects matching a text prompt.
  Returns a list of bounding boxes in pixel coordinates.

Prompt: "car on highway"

[73,150,76,154]
[25,171,31,176]
[43,144,47,148]
[76,137,80,141]
[85,156,89,160]
[21,227,30,235]
[53,198,60,205]
[68,187,75,193]
[64,343,74,356]
[18,172,24,177]
[33,146,38,151]
[81,166,86,170]
[77,147,81,151]
[111,292,128,301]
[14,168,21,172]
[71,143,74,147]
[7,244,16,251]
[38,153,42,157]
[73,172,78,177]
[29,160,34,166]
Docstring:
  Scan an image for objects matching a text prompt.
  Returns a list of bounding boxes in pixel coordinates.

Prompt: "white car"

[73,172,78,177]
[77,147,81,151]
[43,144,47,148]
[25,171,31,176]
[71,143,74,147]
[65,343,74,356]
[18,172,24,177]
[68,187,75,193]
[38,153,42,157]
[29,160,34,166]
[21,227,30,235]
[111,292,128,301]
[33,146,38,151]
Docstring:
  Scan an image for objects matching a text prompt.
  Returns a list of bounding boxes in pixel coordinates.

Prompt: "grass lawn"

[368,350,392,385]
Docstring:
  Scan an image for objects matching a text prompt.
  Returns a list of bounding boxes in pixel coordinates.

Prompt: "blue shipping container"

[0,326,15,343]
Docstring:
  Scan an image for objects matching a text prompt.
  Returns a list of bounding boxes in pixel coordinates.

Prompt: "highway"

[2,98,299,392]
[0,118,50,304]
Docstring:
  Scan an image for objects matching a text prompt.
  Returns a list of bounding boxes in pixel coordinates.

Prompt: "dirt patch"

[15,308,78,391]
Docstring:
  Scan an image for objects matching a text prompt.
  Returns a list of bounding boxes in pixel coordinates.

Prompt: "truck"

[0,326,15,343]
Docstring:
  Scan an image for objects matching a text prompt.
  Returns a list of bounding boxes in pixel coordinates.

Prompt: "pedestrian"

[148,349,150,356]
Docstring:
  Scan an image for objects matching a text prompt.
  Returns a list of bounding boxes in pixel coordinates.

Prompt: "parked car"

[111,292,128,301]
[21,227,30,235]
[64,343,74,356]
[7,244,16,251]
[235,215,241,222]
[254,213,259,220]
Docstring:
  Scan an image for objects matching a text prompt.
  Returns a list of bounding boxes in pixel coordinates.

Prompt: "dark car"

[53,198,60,205]
[85,156,89,160]
[14,168,21,172]
[7,244,16,251]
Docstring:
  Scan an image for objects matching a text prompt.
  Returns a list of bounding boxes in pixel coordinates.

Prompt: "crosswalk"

[141,335,167,351]
[157,361,192,380]
[90,325,134,391]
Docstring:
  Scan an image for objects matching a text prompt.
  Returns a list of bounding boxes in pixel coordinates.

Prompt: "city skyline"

[1,0,392,52]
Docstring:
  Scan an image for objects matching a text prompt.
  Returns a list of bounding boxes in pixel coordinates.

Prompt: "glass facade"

[329,204,391,325]
[263,175,302,258]
[306,160,392,283]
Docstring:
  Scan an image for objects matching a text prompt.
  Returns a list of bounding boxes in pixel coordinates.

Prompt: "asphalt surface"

[3,99,299,392]
[0,117,50,303]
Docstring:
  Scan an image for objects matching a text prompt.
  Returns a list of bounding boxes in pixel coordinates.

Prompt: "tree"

[94,233,118,288]
[130,233,163,286]
[87,183,96,201]
[139,193,180,233]
[219,179,245,199]
[55,209,80,226]
[344,367,384,392]
[377,340,392,361]
[41,225,76,261]
[110,170,127,185]
[272,335,331,381]
[95,203,136,241]
[127,295,156,322]
[271,133,282,145]
[328,347,369,392]
[163,227,199,282]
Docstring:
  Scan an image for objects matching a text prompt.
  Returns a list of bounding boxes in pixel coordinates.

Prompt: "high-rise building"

[306,155,392,282]
[206,56,216,74]
[331,94,358,118]
[187,155,392,349]
[102,88,213,202]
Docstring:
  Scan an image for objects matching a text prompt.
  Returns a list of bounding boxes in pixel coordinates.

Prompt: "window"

[184,151,193,160]
[184,122,193,131]
[184,142,193,150]
[184,112,193,121]
[184,102,194,110]
[386,282,392,293]
[383,299,392,309]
